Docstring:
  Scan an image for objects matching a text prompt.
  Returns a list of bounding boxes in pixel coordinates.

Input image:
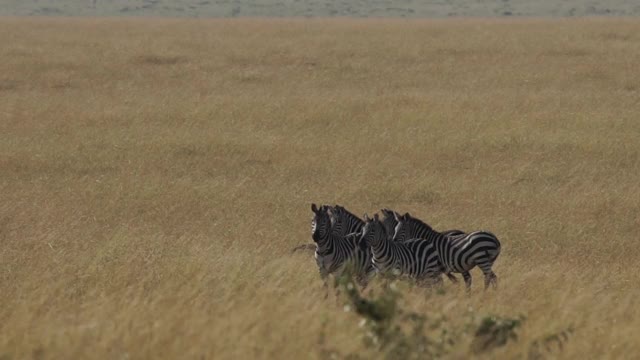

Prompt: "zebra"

[393,212,501,290]
[357,213,446,287]
[380,209,461,283]
[310,204,375,289]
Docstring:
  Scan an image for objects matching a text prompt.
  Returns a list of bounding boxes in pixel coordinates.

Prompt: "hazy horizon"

[1,0,639,18]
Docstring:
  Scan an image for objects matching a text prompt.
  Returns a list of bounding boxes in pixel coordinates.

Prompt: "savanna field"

[1,17,640,359]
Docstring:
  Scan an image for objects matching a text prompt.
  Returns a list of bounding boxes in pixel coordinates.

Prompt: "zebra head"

[311,203,332,243]
[328,204,364,237]
[358,213,386,251]
[392,212,411,242]
[381,208,401,241]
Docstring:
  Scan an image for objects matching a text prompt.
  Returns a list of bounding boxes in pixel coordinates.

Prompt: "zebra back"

[393,212,442,242]
[394,212,466,242]
[433,230,501,275]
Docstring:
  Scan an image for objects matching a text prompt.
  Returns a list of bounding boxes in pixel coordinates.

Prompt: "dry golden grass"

[1,17,640,359]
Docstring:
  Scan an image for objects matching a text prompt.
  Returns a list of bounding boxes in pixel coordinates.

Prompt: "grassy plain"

[1,17,639,359]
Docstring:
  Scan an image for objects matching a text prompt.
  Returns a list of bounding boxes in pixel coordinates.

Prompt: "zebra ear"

[311,203,318,213]
[363,213,370,222]
[394,211,400,222]
[374,213,379,221]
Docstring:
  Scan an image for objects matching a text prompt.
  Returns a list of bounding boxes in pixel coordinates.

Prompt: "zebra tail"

[291,243,317,254]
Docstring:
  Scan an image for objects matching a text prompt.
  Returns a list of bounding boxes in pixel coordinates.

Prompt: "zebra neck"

[430,232,447,244]
[332,223,362,237]
[371,235,389,253]
[316,233,344,255]
[417,228,442,241]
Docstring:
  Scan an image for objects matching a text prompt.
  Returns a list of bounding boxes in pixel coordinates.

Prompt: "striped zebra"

[393,212,501,290]
[311,204,375,288]
[357,213,445,287]
[381,209,461,284]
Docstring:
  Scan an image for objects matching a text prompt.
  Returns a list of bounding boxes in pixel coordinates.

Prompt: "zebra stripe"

[381,210,461,283]
[389,211,465,242]
[311,204,374,287]
[394,213,501,290]
[329,205,365,237]
[380,208,400,240]
[358,213,444,286]
[381,208,464,242]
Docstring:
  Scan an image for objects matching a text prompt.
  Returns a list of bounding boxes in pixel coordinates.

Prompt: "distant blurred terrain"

[1,0,639,17]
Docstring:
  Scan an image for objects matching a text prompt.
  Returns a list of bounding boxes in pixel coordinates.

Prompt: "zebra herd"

[309,204,501,291]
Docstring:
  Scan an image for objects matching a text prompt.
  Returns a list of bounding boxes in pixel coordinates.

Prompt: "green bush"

[470,315,525,353]
[321,269,537,359]
[331,269,459,359]
[528,326,575,360]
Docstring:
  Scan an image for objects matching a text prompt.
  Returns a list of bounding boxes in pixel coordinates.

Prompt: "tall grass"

[1,17,639,359]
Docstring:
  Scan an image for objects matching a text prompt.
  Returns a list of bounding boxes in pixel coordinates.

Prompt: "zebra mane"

[401,213,435,232]
[381,208,398,222]
[331,205,364,226]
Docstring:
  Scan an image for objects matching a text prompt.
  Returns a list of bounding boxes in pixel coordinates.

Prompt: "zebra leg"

[446,272,459,284]
[433,275,444,289]
[357,273,370,291]
[419,274,443,289]
[353,264,376,297]
[332,268,347,303]
[319,269,329,299]
[358,268,376,295]
[462,271,472,291]
[477,260,498,290]
[322,281,329,299]
[484,271,498,290]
